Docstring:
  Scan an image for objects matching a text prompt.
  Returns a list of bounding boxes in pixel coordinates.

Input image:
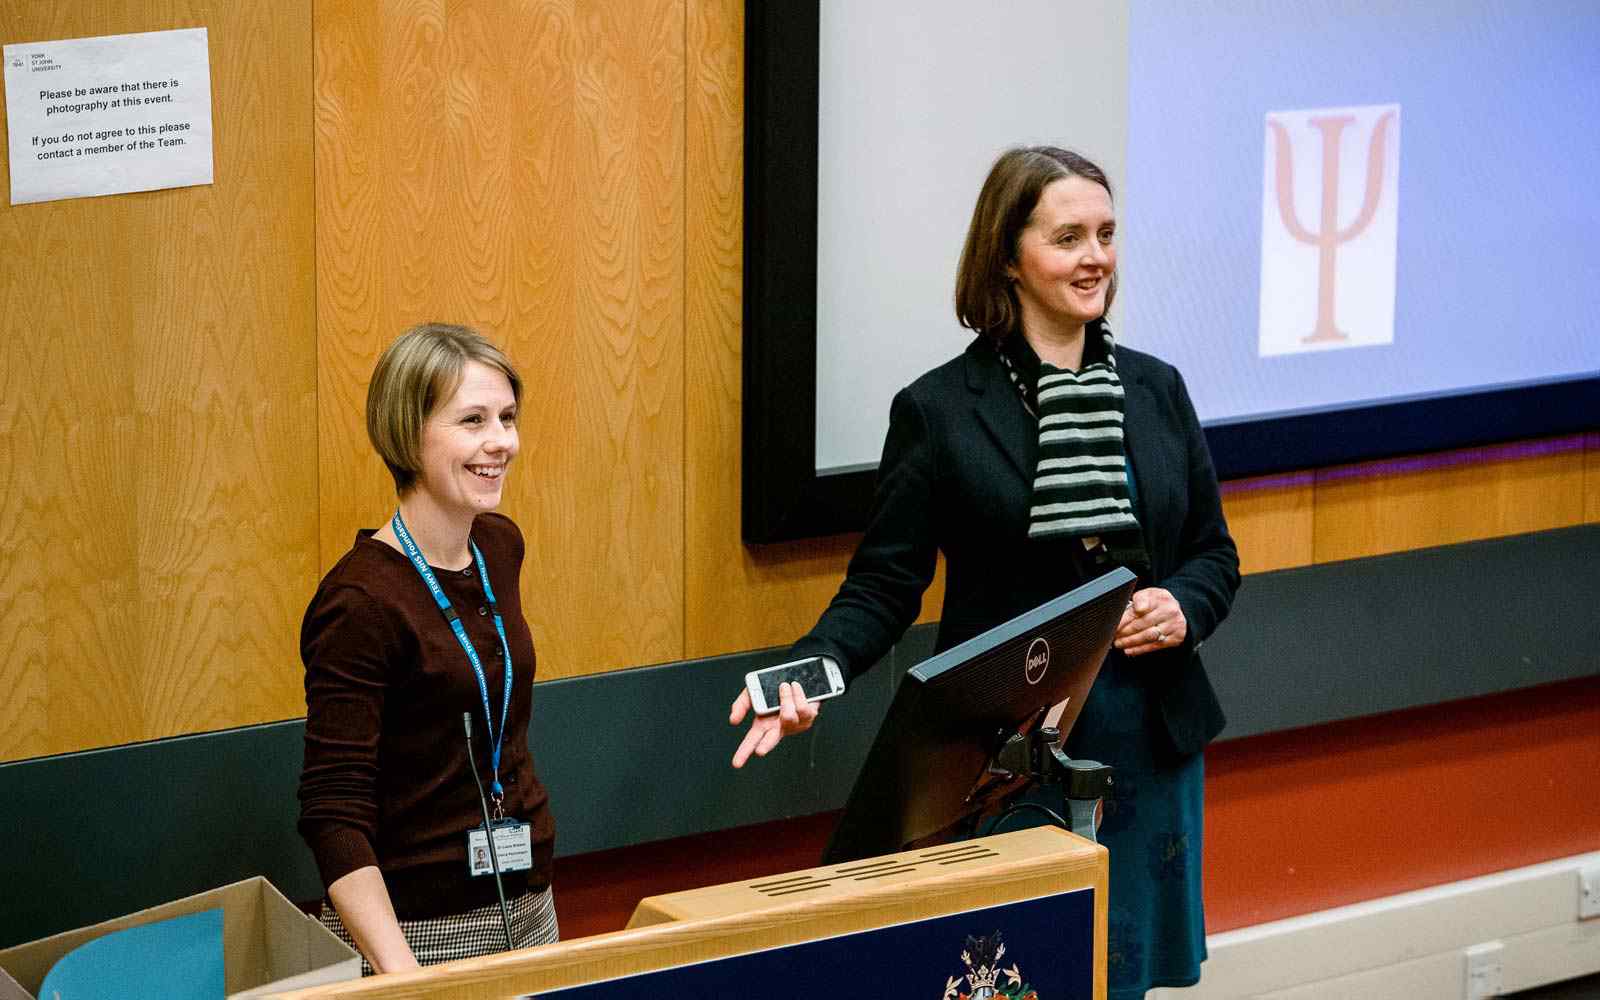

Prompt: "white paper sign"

[4,27,213,205]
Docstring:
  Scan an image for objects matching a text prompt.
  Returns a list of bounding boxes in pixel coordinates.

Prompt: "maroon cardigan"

[297,512,556,920]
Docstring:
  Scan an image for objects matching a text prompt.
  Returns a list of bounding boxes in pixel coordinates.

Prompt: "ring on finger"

[1154,628,1166,643]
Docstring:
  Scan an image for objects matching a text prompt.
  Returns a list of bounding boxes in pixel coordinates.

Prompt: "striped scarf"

[996,325,1141,540]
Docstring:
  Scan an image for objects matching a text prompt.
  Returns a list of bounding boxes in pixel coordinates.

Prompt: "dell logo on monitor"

[1024,637,1050,685]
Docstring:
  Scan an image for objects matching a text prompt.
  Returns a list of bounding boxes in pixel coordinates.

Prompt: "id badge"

[466,819,533,876]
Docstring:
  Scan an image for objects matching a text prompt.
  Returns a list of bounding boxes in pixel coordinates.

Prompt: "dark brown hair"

[954,146,1117,340]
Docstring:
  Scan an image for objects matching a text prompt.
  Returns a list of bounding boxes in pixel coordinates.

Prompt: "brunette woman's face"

[1006,175,1116,335]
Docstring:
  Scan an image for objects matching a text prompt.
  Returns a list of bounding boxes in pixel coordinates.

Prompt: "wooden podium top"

[627,824,1103,926]
[276,826,1107,999]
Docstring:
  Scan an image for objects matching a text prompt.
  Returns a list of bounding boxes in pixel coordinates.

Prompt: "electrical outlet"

[1581,864,1600,920]
[1464,941,1503,1000]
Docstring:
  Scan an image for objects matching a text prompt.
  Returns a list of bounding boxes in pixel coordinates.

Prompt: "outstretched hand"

[729,681,819,768]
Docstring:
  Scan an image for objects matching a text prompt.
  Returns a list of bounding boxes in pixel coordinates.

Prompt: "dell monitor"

[823,566,1139,864]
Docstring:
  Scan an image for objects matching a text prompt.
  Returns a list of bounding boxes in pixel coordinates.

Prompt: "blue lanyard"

[391,512,513,804]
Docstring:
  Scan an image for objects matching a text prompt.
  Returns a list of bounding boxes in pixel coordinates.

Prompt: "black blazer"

[794,336,1241,758]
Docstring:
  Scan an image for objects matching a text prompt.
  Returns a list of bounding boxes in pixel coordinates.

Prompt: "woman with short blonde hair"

[299,322,559,973]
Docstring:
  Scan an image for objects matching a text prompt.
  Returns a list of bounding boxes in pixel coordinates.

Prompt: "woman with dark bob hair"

[299,323,558,973]
[730,147,1239,998]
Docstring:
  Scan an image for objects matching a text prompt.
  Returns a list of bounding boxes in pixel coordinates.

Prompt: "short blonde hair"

[366,323,522,493]
[955,146,1118,341]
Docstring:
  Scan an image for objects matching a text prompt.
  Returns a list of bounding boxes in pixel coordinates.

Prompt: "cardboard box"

[0,876,359,999]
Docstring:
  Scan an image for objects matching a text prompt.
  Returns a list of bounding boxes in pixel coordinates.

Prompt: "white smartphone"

[745,656,846,716]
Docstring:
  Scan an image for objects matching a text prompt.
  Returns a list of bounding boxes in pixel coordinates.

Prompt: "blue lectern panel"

[527,887,1094,1000]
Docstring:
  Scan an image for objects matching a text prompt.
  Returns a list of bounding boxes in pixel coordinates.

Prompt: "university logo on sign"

[942,931,1040,1000]
[1258,103,1401,357]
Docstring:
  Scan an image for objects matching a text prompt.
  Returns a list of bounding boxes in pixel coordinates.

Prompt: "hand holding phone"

[729,656,844,768]
[744,656,846,716]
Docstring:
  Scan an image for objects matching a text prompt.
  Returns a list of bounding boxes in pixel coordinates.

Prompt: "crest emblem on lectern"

[941,931,1039,1000]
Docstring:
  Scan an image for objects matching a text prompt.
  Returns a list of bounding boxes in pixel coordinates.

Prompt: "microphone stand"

[464,713,515,951]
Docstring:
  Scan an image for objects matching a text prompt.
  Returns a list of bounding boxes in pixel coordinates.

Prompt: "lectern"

[272,826,1106,999]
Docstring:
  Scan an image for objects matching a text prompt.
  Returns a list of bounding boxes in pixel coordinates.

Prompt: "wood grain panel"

[0,7,143,760]
[1220,474,1315,576]
[560,0,684,673]
[1586,433,1600,524]
[133,2,317,740]
[0,283,44,759]
[312,0,397,570]
[315,0,684,680]
[0,109,140,758]
[0,2,316,761]
[1311,436,1589,564]
[682,0,945,661]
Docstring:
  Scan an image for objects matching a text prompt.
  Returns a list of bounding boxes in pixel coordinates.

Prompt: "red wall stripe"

[1204,674,1600,931]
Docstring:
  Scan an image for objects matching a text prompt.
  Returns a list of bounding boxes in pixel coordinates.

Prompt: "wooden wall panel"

[314,0,684,681]
[135,4,318,738]
[1312,436,1589,564]
[681,0,944,662]
[1220,474,1315,576]
[312,1,393,571]
[567,0,685,670]
[0,2,316,762]
[0,136,141,759]
[0,249,45,759]
[1586,433,1600,523]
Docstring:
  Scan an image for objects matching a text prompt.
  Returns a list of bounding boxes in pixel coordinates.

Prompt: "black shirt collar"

[997,318,1109,379]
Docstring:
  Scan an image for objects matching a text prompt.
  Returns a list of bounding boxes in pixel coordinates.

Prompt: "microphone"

[463,712,515,951]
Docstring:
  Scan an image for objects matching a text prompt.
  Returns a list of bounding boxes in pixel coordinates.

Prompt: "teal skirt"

[991,654,1207,999]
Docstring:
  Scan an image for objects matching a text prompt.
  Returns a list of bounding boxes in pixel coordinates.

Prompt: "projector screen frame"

[741,0,1599,544]
[742,0,876,543]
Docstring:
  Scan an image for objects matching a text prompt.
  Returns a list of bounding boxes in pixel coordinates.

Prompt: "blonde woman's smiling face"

[414,360,519,518]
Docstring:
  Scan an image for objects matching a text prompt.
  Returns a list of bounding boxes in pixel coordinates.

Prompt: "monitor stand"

[980,720,1114,843]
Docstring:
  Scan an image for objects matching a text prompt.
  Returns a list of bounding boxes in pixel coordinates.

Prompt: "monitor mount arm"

[985,724,1113,843]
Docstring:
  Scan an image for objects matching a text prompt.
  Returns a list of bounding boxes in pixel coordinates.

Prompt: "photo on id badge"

[468,818,534,876]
